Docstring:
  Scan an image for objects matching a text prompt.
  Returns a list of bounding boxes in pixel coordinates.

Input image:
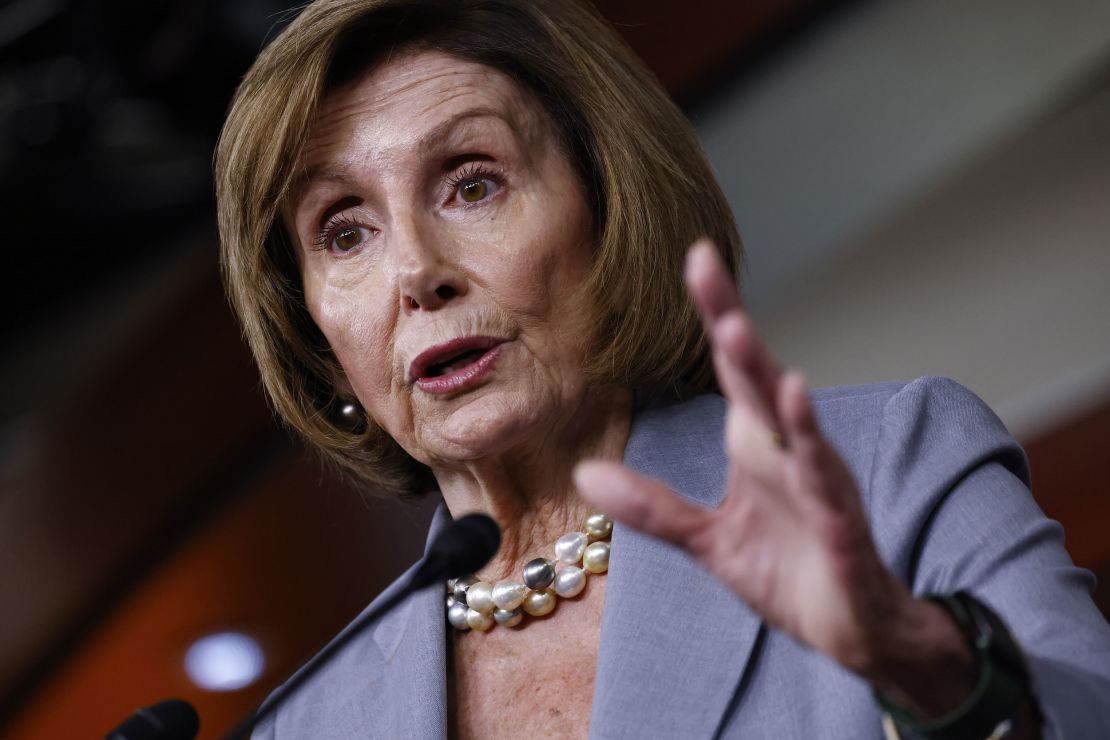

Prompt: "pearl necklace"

[446,512,613,631]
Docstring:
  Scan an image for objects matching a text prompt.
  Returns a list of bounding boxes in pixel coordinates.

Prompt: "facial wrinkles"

[301,73,531,188]
[291,51,596,469]
[297,93,533,287]
[297,74,504,396]
[308,116,552,346]
[302,63,479,158]
[294,51,552,227]
[297,62,548,221]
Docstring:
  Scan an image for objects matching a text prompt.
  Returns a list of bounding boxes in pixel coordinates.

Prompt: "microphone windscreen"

[414,513,501,586]
[106,699,199,740]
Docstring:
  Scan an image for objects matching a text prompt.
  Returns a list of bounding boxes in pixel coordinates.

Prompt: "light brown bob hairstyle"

[215,0,742,498]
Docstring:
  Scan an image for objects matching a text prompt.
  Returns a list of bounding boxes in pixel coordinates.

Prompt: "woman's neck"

[431,386,632,582]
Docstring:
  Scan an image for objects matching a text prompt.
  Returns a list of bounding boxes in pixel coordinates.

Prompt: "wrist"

[861,593,979,718]
[873,592,1034,740]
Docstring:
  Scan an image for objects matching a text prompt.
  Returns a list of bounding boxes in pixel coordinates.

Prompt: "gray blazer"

[253,378,1110,739]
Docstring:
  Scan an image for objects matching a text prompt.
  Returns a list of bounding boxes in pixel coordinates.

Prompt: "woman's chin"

[413,392,551,465]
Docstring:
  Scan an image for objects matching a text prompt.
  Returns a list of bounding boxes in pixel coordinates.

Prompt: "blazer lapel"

[590,395,764,739]
[359,503,452,739]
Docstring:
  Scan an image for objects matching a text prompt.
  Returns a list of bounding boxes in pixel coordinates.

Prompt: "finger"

[683,241,783,422]
[776,371,849,508]
[778,370,819,448]
[712,312,783,424]
[685,239,743,321]
[574,460,713,549]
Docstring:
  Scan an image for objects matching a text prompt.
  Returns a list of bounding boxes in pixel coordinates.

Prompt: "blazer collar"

[359,394,761,739]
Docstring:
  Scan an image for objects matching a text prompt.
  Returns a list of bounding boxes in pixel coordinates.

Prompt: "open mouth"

[423,347,489,378]
[409,336,506,393]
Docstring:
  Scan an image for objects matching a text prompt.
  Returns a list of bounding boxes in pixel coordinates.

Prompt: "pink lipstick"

[410,336,505,395]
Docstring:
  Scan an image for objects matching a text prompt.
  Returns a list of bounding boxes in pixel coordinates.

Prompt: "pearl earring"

[337,400,365,430]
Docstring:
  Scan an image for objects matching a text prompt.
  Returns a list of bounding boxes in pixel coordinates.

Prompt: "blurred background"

[2,0,1108,737]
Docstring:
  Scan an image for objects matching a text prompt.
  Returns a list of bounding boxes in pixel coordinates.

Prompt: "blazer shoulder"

[807,375,996,433]
[624,378,970,508]
[811,376,1027,482]
[629,378,1024,513]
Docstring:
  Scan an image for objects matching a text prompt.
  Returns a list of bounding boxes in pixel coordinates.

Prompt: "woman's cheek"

[332,309,394,387]
[306,280,388,386]
[311,289,356,348]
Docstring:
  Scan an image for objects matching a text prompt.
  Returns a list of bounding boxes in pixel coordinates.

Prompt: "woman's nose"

[396,233,467,312]
[402,280,461,312]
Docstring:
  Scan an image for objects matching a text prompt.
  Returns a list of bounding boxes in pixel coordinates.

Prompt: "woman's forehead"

[299,49,546,170]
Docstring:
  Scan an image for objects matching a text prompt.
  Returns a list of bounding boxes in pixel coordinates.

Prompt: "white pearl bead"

[467,581,495,613]
[493,607,523,627]
[492,579,527,611]
[586,512,613,540]
[466,607,494,631]
[583,541,610,573]
[522,588,556,616]
[447,601,471,630]
[555,532,588,564]
[554,566,587,598]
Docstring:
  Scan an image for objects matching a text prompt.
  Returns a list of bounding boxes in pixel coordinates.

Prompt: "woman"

[215,0,1110,737]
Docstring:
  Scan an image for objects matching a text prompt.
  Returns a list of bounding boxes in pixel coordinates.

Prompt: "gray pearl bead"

[453,574,478,605]
[523,557,556,590]
[447,601,471,630]
[493,607,523,627]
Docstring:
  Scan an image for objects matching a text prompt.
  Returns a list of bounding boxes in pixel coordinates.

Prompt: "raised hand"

[574,241,968,704]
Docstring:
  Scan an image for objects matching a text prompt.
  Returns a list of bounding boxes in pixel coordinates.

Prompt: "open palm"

[575,241,909,672]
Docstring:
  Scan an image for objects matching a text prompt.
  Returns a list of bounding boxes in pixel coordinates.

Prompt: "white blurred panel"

[696,0,1110,316]
[751,76,1110,439]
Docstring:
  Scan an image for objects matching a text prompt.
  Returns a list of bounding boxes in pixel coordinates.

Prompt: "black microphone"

[412,513,501,587]
[222,513,500,740]
[105,698,199,740]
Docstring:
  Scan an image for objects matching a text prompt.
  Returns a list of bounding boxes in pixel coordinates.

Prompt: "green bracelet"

[873,592,1030,740]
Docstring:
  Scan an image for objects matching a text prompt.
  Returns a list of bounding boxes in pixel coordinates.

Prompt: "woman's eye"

[447,166,503,206]
[332,225,370,252]
[459,179,489,203]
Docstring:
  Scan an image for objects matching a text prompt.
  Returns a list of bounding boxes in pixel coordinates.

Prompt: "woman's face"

[287,50,596,468]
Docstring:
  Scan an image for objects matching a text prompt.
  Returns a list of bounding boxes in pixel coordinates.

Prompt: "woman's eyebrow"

[290,163,355,207]
[416,106,516,150]
[290,107,520,207]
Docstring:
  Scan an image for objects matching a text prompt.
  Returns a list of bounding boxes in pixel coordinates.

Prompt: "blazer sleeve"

[249,714,275,740]
[863,376,1110,739]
